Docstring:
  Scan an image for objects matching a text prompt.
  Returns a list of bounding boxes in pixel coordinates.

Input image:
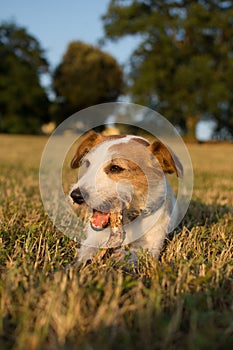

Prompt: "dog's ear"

[71,130,103,169]
[148,140,183,177]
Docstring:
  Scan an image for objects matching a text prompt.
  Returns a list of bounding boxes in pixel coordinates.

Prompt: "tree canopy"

[102,0,233,140]
[0,22,50,134]
[52,41,124,122]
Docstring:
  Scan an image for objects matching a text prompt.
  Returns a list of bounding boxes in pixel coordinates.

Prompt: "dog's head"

[69,130,182,231]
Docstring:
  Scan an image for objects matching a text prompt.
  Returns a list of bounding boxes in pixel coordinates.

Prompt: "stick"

[106,210,126,248]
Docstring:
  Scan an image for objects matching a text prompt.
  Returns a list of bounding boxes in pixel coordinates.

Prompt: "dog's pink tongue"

[91,211,110,230]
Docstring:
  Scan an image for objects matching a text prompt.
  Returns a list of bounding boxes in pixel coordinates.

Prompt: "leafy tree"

[102,0,233,140]
[0,22,50,134]
[52,41,124,122]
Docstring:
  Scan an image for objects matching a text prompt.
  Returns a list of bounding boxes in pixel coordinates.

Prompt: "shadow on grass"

[178,199,231,230]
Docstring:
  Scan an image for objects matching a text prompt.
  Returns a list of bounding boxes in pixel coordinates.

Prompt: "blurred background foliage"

[0,23,50,134]
[53,41,124,124]
[0,0,233,141]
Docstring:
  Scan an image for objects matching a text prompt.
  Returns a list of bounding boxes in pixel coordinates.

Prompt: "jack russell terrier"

[69,130,183,263]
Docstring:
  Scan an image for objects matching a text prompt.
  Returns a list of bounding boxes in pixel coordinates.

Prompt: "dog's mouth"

[90,209,110,231]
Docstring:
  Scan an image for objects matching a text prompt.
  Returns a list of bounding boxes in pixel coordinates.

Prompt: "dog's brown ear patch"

[149,140,183,177]
[71,130,103,169]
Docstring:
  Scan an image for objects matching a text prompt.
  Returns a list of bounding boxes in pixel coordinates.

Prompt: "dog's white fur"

[69,131,182,262]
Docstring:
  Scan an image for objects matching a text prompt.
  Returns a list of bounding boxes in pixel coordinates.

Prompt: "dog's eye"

[109,165,124,174]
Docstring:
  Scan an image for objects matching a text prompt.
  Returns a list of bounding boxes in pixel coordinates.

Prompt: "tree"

[102,0,233,140]
[52,41,124,122]
[0,22,50,134]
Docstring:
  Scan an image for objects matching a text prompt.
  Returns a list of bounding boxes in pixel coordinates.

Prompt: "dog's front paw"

[77,246,98,263]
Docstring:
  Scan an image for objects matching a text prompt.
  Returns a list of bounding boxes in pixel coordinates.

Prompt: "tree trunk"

[185,114,200,143]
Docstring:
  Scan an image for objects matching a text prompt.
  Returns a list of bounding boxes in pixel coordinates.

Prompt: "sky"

[1,0,139,69]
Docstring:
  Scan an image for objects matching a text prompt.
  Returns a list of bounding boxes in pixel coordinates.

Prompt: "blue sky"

[1,0,138,68]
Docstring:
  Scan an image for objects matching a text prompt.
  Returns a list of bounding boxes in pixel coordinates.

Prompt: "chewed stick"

[106,209,125,248]
[97,207,126,260]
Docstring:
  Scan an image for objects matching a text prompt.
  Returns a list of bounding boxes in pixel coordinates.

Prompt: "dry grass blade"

[0,135,232,350]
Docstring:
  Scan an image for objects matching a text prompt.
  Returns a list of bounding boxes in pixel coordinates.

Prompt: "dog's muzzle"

[70,188,110,231]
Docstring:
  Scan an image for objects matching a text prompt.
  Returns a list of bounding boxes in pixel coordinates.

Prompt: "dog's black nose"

[70,188,87,204]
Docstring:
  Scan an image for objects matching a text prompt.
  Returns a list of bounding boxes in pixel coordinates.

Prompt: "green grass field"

[0,134,232,350]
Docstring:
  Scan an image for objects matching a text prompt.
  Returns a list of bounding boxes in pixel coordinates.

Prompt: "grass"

[0,134,232,350]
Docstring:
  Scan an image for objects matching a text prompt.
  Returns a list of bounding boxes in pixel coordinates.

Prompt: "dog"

[69,130,183,263]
